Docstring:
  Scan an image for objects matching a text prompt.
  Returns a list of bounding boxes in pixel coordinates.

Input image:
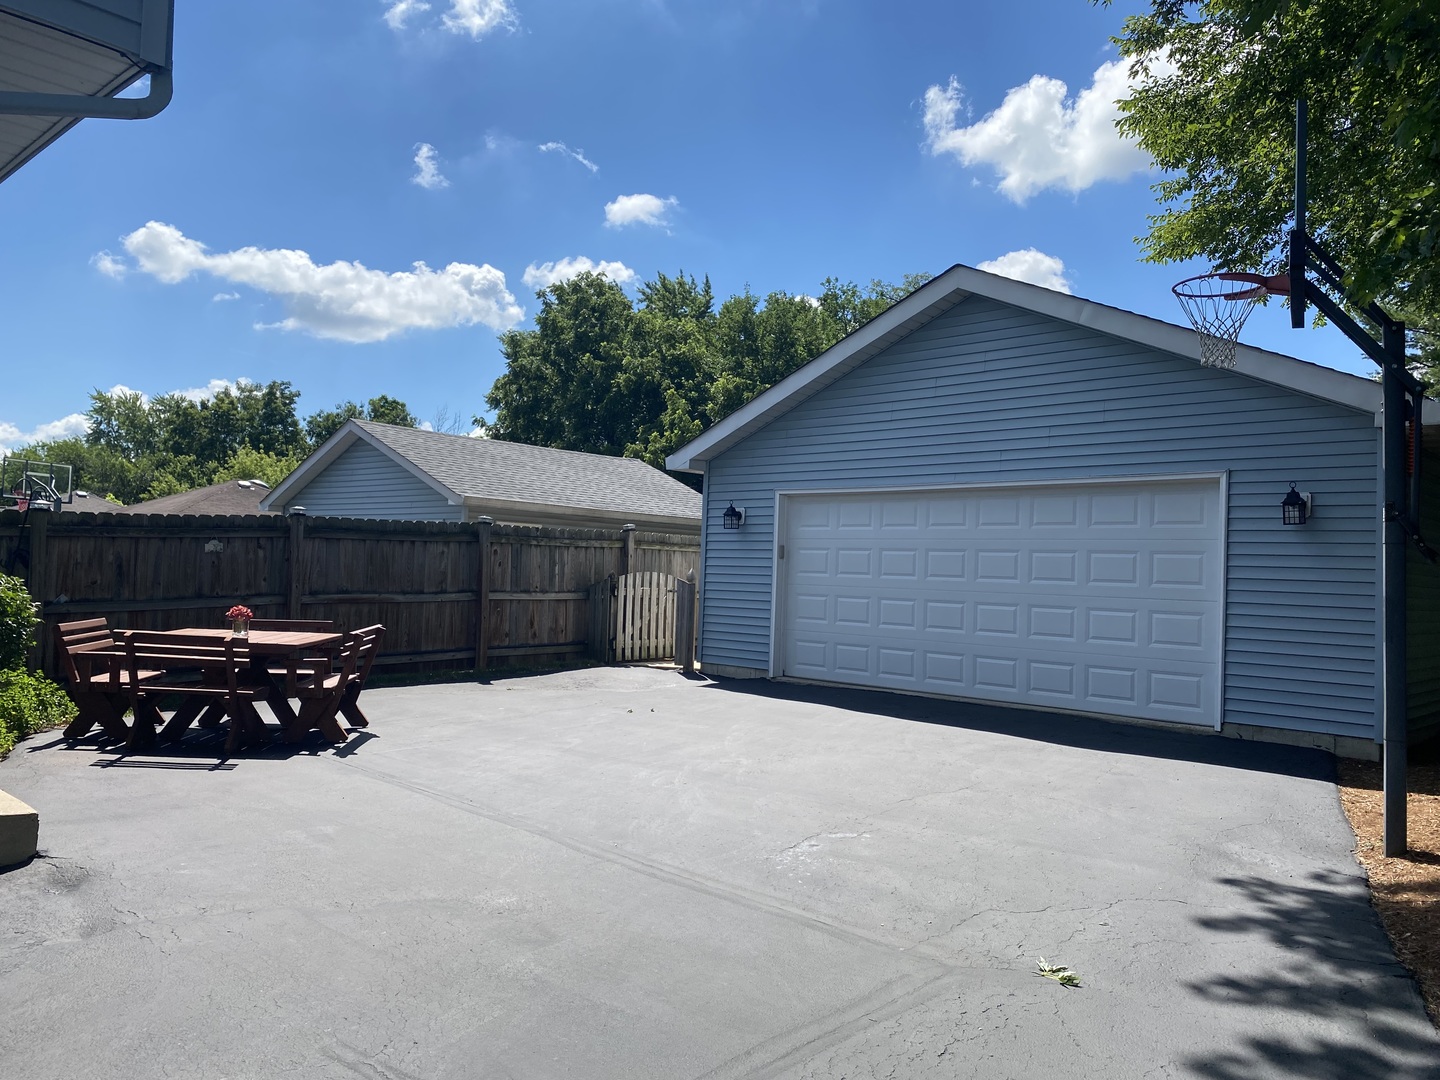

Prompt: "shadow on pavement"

[699,676,1336,782]
[30,724,372,767]
[1182,869,1438,1078]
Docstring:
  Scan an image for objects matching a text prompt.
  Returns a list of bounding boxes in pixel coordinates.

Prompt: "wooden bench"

[54,618,156,742]
[285,625,385,744]
[120,631,272,754]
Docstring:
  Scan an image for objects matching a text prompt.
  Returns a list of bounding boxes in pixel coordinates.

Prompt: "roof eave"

[461,495,698,530]
[666,262,1425,471]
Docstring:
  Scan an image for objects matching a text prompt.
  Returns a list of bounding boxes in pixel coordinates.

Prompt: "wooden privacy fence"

[0,508,698,676]
[589,571,690,664]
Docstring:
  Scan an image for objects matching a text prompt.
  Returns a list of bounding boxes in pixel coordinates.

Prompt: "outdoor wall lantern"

[722,503,745,530]
[1281,484,1313,526]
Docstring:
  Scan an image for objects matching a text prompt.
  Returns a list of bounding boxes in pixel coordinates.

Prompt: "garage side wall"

[701,296,1380,742]
[1410,441,1440,742]
[280,440,464,521]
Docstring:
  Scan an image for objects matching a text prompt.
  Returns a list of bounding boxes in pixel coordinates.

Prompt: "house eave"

[666,262,1437,473]
[461,495,699,533]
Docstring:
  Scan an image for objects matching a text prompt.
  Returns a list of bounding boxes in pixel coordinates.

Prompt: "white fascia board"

[462,496,699,532]
[259,420,463,510]
[667,262,1413,471]
[666,272,970,472]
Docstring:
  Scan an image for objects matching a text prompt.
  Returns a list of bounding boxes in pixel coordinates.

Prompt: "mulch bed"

[1336,758,1440,1025]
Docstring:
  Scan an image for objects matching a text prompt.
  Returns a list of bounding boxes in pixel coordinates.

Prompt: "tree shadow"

[1182,869,1439,1078]
[699,677,1337,781]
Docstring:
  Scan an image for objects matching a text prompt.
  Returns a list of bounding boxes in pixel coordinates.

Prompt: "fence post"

[26,505,52,674]
[619,523,636,578]
[474,516,493,670]
[674,567,697,672]
[286,507,306,619]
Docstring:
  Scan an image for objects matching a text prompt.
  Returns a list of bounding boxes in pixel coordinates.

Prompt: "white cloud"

[538,141,599,173]
[976,249,1073,294]
[0,413,89,455]
[411,142,450,189]
[383,0,431,30]
[212,291,241,302]
[121,221,524,343]
[91,251,127,279]
[174,378,241,402]
[922,56,1172,202]
[385,0,514,37]
[604,193,679,229]
[522,257,637,290]
[442,0,518,38]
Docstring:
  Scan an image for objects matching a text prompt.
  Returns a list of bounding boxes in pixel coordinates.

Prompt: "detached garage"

[667,264,1440,757]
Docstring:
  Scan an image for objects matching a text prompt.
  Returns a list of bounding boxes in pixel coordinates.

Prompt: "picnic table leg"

[160,697,207,744]
[126,698,164,751]
[224,699,272,754]
[197,703,226,729]
[338,686,370,729]
[64,691,131,742]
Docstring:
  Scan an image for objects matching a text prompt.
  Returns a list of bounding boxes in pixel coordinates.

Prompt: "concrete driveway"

[1,667,1435,1079]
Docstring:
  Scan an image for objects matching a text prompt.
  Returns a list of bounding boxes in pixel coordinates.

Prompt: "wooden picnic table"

[58,620,381,752]
[145,628,348,744]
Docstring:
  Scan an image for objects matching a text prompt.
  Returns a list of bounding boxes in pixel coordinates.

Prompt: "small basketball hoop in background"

[1171,272,1291,369]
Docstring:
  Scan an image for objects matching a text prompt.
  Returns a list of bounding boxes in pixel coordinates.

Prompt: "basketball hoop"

[1171,272,1290,369]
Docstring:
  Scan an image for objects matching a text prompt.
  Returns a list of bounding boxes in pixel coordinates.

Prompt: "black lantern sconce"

[722,502,745,530]
[1281,483,1313,526]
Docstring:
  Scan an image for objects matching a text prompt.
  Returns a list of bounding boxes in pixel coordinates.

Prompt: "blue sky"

[1,0,1375,453]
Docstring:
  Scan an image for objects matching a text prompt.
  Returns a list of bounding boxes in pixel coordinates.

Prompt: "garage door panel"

[780,480,1222,727]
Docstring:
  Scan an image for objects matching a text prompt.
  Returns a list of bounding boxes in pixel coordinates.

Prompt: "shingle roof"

[129,479,278,516]
[355,421,701,520]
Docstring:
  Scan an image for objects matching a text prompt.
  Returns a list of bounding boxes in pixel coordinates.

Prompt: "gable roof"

[130,478,276,516]
[667,262,1440,473]
[262,420,701,523]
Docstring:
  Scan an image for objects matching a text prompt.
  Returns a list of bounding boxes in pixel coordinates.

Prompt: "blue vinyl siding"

[282,440,463,522]
[701,295,1381,742]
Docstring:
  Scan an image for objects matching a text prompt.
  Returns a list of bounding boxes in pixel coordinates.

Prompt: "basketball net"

[1171,274,1270,369]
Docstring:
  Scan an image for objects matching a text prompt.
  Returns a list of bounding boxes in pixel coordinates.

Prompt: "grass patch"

[1035,959,1082,987]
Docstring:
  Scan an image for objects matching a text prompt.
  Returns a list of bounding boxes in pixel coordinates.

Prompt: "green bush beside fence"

[0,573,75,758]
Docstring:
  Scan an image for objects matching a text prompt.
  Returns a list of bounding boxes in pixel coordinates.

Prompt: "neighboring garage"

[668,263,1440,756]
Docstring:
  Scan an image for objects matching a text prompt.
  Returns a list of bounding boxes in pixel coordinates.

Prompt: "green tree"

[213,445,302,488]
[1105,0,1440,376]
[480,268,932,475]
[364,394,418,429]
[485,272,647,454]
[303,395,418,448]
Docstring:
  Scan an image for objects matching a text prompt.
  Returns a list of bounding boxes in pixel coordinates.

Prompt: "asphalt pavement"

[1,666,1435,1079]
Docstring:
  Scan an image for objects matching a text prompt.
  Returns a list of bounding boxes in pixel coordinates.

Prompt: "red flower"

[226,605,254,621]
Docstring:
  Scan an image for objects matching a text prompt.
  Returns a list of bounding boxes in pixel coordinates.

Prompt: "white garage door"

[778,479,1223,727]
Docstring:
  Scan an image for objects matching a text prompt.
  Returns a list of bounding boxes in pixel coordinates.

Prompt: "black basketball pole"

[1380,321,1409,856]
[1288,97,1418,855]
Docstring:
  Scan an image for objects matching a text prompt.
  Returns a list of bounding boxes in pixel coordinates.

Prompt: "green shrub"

[0,668,75,757]
[0,572,39,671]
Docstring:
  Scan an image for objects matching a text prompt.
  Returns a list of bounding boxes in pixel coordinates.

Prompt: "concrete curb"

[0,787,38,869]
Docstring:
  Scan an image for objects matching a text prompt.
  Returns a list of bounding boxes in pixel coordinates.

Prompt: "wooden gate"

[588,571,684,663]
